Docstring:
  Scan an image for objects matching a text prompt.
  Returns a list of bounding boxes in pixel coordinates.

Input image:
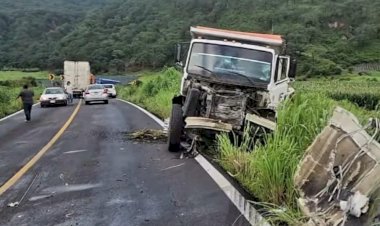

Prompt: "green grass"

[116,67,181,119]
[0,71,48,81]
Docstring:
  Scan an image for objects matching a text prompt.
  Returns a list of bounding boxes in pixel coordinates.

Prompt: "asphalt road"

[0,100,249,226]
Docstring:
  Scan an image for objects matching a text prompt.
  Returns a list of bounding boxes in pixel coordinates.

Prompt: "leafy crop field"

[117,68,380,225]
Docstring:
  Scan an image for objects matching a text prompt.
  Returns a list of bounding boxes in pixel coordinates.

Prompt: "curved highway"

[0,100,249,226]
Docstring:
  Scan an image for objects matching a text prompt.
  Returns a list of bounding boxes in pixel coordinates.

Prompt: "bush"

[117,68,181,118]
[22,68,40,72]
[0,77,37,87]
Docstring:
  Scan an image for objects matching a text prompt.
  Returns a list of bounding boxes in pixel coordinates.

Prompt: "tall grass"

[218,93,335,224]
[117,67,181,119]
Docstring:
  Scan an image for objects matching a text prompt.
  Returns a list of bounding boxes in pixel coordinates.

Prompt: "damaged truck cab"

[168,26,297,152]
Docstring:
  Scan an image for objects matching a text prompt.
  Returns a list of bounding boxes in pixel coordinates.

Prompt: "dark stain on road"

[123,129,167,143]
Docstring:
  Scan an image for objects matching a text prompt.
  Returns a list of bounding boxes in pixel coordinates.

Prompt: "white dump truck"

[168,26,297,152]
[63,61,94,98]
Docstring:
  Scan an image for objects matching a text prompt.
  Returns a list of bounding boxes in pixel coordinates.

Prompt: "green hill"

[1,0,379,75]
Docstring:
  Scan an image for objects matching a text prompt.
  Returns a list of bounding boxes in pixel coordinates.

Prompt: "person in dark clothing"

[17,84,34,122]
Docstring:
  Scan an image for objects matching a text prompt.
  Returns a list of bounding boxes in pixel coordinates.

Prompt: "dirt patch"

[124,129,167,143]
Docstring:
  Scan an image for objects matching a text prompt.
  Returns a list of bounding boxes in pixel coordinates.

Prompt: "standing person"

[17,84,34,122]
[65,81,73,103]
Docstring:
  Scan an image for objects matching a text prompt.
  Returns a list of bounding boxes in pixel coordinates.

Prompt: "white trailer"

[63,61,92,98]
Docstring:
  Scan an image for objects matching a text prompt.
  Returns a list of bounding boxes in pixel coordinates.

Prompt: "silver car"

[83,84,109,105]
[103,84,117,98]
[40,87,68,107]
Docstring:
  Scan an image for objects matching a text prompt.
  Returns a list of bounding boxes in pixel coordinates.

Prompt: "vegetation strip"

[1,1,380,75]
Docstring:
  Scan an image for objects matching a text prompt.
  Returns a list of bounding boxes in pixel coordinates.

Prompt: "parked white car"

[103,84,117,98]
[83,84,109,105]
[40,87,68,108]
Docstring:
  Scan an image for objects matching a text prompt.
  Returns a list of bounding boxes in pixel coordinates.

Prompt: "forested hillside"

[1,0,379,75]
[0,0,105,69]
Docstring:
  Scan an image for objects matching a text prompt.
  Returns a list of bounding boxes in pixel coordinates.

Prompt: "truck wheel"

[167,104,184,152]
[183,88,200,117]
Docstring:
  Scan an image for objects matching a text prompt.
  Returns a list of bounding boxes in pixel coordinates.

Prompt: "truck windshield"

[187,43,273,84]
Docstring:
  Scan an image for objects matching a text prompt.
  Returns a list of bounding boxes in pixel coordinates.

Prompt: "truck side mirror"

[174,42,190,68]
[289,59,297,79]
[175,43,182,64]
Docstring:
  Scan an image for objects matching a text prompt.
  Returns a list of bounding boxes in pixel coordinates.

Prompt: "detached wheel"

[167,104,184,152]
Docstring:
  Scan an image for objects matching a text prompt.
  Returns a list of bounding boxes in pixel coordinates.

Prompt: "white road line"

[0,103,39,122]
[63,150,88,154]
[116,99,165,127]
[195,155,270,226]
[118,98,270,226]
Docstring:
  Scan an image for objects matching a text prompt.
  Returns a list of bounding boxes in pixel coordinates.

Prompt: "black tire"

[167,104,184,152]
[85,101,90,105]
[40,104,45,108]
[183,88,200,117]
[64,101,68,106]
[104,100,109,104]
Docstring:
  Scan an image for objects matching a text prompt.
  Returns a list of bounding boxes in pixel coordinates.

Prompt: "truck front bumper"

[185,117,233,132]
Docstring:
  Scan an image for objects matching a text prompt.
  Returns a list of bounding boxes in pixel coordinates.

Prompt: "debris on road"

[29,194,54,202]
[125,129,167,142]
[295,107,380,225]
[8,173,39,208]
[65,211,74,218]
[7,202,19,208]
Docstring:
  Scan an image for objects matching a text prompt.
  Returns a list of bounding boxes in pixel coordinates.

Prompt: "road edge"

[117,98,270,226]
[0,103,39,122]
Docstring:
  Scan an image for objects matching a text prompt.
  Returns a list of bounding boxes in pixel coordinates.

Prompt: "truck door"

[268,56,290,109]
